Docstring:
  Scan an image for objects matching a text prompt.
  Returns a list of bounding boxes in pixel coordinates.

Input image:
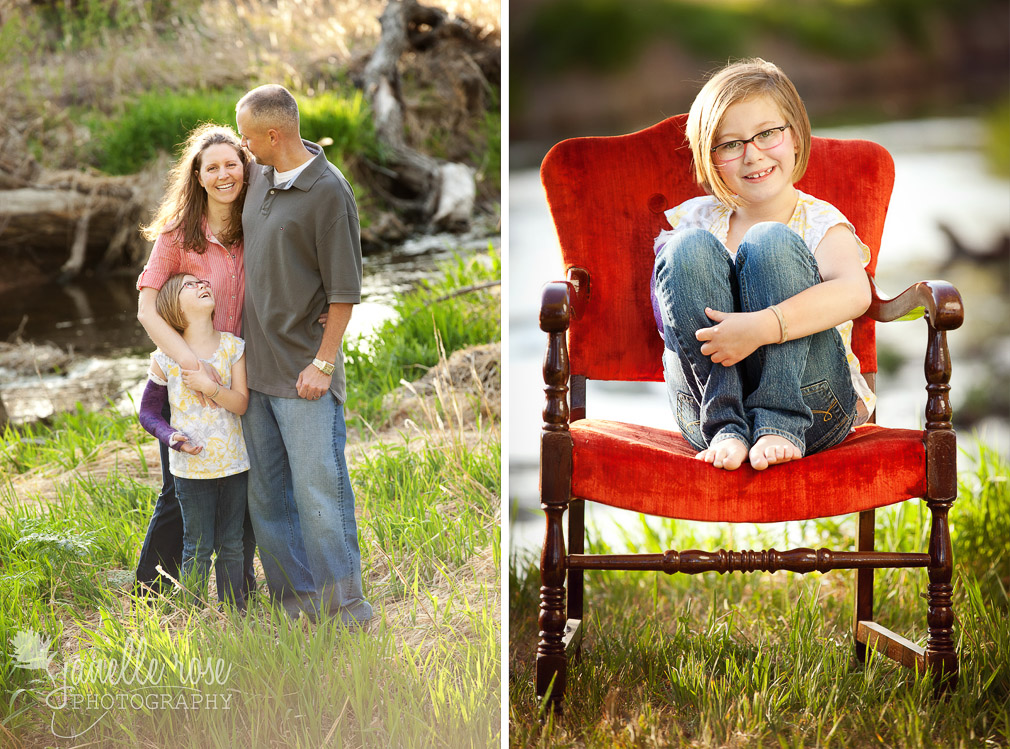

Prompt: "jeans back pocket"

[675,391,706,451]
[801,379,854,454]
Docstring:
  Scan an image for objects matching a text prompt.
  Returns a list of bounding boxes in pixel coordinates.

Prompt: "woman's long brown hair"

[141,124,248,252]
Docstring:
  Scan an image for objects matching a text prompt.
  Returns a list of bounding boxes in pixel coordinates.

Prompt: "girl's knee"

[738,222,812,271]
[655,228,724,278]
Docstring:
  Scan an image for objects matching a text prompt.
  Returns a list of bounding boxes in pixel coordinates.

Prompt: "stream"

[0,226,499,424]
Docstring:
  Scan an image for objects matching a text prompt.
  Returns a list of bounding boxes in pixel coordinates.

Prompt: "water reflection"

[509,117,1010,556]
[0,228,499,422]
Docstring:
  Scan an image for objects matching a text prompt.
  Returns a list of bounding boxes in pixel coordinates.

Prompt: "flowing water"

[0,227,499,424]
[509,117,1010,556]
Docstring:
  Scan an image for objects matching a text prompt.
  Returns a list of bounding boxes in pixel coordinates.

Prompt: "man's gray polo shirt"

[242,144,362,403]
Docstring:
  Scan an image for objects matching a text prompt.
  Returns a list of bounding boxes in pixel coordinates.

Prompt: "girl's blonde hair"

[141,124,248,251]
[686,58,811,209]
[155,274,215,334]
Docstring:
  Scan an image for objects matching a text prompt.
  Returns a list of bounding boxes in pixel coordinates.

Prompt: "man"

[235,84,371,625]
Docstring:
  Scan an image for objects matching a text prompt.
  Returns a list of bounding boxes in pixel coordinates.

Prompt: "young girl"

[651,58,874,472]
[138,273,250,607]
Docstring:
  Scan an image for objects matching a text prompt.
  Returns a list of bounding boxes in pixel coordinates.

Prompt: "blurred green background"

[510,0,1009,167]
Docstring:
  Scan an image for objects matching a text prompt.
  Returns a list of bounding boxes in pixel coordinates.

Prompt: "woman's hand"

[696,307,779,367]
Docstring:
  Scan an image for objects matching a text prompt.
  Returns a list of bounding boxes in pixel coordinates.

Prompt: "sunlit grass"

[509,444,1010,747]
[345,247,501,430]
[0,264,501,746]
[1,406,500,746]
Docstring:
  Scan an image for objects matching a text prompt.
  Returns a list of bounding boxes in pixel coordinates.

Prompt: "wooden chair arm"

[539,267,590,333]
[866,277,964,331]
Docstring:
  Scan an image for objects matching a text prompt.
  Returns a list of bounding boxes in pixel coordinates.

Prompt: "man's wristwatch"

[312,357,335,376]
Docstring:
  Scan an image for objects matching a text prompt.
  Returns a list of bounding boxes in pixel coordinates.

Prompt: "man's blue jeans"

[174,471,248,608]
[243,389,372,625]
[653,222,857,455]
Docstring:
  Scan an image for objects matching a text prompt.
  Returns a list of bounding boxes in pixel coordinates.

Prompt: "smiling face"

[196,143,244,206]
[712,95,798,209]
[177,274,216,321]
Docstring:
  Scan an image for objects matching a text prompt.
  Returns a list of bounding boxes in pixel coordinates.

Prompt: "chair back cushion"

[541,114,895,382]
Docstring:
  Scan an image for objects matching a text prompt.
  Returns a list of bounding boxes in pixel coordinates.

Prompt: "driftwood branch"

[360,0,477,229]
[0,129,149,283]
[409,279,501,315]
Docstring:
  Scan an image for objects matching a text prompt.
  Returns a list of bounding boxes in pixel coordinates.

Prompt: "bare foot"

[695,437,749,471]
[749,435,802,470]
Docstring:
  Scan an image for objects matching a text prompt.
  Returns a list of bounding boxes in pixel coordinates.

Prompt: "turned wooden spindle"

[537,281,575,709]
[923,319,959,695]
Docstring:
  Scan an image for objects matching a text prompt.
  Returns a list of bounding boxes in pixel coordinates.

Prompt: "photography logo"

[10,627,233,739]
[11,629,55,677]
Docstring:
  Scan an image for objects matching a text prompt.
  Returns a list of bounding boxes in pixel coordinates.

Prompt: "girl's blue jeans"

[653,222,857,455]
[174,470,248,608]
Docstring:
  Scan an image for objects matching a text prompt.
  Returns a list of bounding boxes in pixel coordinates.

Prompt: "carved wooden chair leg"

[567,498,585,661]
[925,494,958,697]
[537,283,576,713]
[853,508,875,664]
[537,499,569,712]
[922,319,959,696]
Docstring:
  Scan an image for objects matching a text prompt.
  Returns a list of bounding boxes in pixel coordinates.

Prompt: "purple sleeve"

[138,380,183,450]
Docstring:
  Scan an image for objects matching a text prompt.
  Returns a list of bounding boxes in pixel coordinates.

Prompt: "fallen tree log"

[359,0,486,230]
[0,130,156,285]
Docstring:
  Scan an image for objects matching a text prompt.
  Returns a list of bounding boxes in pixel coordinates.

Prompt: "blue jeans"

[136,399,257,597]
[243,390,371,626]
[653,222,857,455]
[174,471,248,608]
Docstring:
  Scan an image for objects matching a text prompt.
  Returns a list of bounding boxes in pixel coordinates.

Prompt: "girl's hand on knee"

[696,307,778,366]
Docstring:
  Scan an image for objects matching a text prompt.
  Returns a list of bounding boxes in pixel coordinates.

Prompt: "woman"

[134,124,256,596]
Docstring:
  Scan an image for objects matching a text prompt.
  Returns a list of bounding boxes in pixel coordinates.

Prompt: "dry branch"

[359,0,478,229]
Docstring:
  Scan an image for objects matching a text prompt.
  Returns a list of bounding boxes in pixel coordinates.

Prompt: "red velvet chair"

[536,114,964,710]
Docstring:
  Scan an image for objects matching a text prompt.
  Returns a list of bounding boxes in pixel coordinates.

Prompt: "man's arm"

[295,302,353,400]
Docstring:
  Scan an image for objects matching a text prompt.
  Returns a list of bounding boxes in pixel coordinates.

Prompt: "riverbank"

[0,0,501,284]
[0,250,502,746]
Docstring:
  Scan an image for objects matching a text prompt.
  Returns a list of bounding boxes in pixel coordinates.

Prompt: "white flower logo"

[11,629,55,675]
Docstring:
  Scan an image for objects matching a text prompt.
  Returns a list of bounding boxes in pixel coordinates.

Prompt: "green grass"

[984,97,1010,178]
[84,87,378,176]
[508,444,1010,747]
[22,0,202,52]
[0,416,500,746]
[345,248,501,429]
[0,261,501,746]
[1,402,148,476]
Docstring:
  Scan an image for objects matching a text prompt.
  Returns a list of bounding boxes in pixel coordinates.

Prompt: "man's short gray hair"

[237,84,300,133]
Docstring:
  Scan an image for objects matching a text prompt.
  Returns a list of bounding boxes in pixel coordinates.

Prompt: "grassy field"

[0,253,501,747]
[509,445,1009,747]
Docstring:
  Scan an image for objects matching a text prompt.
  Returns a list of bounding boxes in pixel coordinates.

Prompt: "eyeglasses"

[711,125,791,164]
[181,279,212,290]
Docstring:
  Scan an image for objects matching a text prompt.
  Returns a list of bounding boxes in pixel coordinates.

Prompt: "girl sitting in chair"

[652,58,875,471]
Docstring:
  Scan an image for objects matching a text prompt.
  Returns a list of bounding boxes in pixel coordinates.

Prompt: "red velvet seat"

[534,114,964,711]
[570,423,926,523]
